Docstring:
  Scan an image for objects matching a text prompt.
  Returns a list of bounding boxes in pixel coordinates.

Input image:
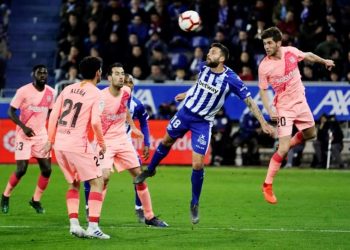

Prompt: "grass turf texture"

[0,165,349,250]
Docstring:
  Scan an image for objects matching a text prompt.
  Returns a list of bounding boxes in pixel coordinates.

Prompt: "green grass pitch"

[0,165,349,250]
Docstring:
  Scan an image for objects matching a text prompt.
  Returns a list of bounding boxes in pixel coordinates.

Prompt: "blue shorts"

[166,107,212,155]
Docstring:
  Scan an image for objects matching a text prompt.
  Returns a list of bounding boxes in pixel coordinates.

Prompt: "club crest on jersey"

[289,56,296,63]
[99,100,105,112]
[47,95,52,102]
[198,80,220,95]
[197,134,207,145]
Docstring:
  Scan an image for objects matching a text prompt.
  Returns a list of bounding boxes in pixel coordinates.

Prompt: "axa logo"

[313,90,350,116]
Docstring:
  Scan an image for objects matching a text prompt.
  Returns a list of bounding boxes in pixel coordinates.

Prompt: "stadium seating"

[5,0,60,91]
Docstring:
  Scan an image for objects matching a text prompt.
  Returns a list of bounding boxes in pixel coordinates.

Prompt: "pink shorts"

[101,138,140,172]
[15,134,50,160]
[55,149,102,183]
[276,100,315,137]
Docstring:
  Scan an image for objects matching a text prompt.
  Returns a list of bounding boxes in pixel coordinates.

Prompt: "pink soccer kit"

[100,86,140,172]
[258,46,315,137]
[48,81,105,183]
[10,83,55,160]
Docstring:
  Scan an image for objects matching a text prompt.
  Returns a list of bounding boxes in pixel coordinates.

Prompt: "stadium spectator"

[83,32,101,56]
[239,66,254,81]
[231,30,255,65]
[57,45,81,81]
[125,45,149,76]
[103,12,127,42]
[60,0,85,21]
[149,45,171,76]
[301,64,317,81]
[145,28,168,60]
[103,0,129,25]
[276,11,298,38]
[102,32,125,72]
[146,63,167,83]
[132,65,145,80]
[189,46,204,79]
[210,108,232,166]
[214,0,234,33]
[312,114,328,168]
[173,68,187,82]
[64,65,80,83]
[58,12,83,42]
[84,0,104,24]
[325,115,345,168]
[232,112,261,166]
[298,0,324,52]
[272,0,295,25]
[128,14,149,44]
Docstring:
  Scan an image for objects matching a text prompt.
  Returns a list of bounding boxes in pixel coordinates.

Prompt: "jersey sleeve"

[47,91,63,143]
[10,88,25,109]
[49,88,56,109]
[258,62,269,90]
[286,46,305,62]
[228,72,251,100]
[91,94,105,148]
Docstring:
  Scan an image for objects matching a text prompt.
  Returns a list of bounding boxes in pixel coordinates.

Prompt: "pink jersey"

[10,83,55,138]
[258,46,306,108]
[100,86,131,141]
[48,82,104,153]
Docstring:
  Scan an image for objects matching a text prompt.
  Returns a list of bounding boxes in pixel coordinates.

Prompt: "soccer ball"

[178,10,201,32]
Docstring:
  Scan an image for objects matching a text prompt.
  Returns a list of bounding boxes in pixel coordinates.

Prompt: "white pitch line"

[0,225,349,233]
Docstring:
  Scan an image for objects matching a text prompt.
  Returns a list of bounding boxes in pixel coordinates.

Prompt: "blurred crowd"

[55,0,350,83]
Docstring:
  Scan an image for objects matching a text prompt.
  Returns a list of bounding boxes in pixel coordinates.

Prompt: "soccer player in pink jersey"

[97,63,168,227]
[258,27,335,204]
[0,65,55,214]
[42,56,110,239]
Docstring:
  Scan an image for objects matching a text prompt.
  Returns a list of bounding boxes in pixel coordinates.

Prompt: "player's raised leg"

[263,136,291,204]
[134,132,175,184]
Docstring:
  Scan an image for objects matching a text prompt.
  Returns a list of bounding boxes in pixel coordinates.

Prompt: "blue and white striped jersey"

[126,96,150,147]
[184,62,251,122]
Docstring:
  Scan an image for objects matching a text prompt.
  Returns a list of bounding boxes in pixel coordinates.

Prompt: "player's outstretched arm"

[304,52,335,71]
[244,96,275,137]
[259,89,278,122]
[126,108,144,139]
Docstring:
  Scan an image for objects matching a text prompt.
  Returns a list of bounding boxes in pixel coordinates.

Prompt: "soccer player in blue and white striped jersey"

[135,43,275,224]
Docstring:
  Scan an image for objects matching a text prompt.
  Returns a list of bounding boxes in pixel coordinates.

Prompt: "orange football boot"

[262,183,277,204]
